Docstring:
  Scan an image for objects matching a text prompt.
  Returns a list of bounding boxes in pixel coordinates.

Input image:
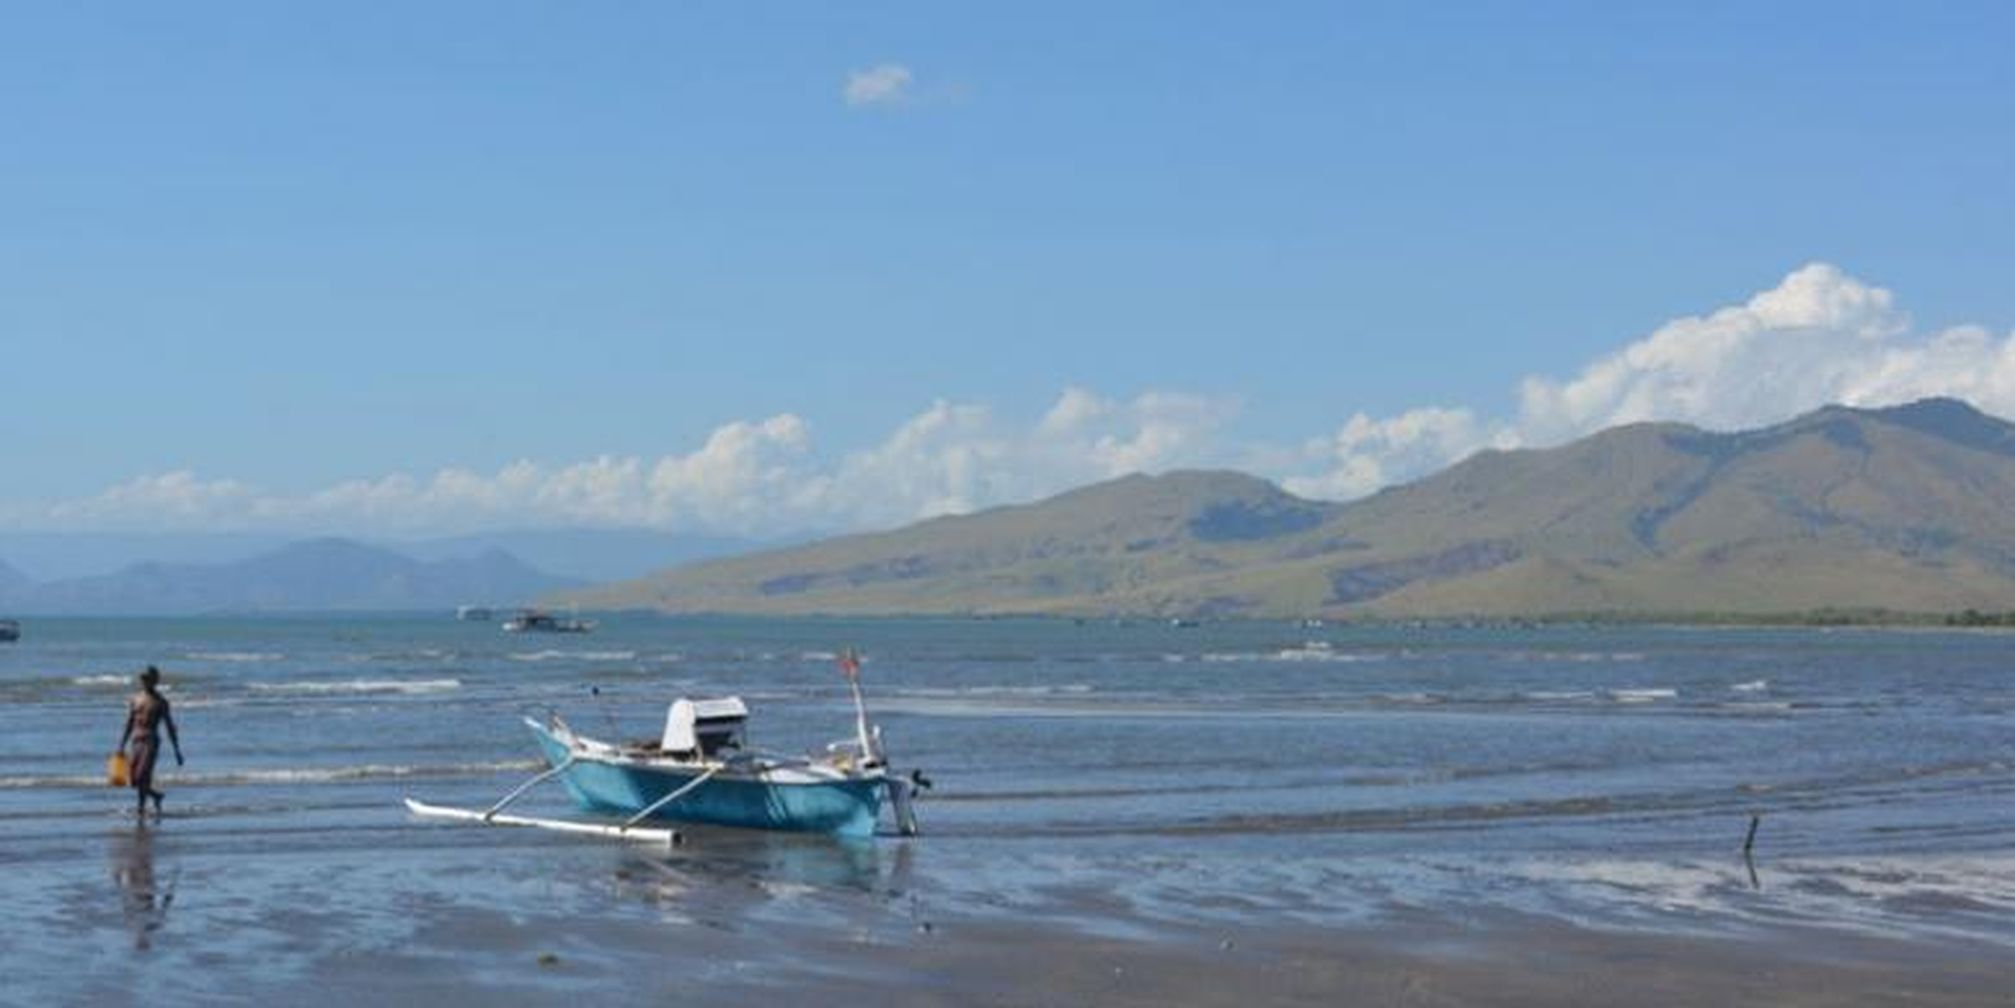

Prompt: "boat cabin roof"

[676,696,748,722]
[662,696,749,756]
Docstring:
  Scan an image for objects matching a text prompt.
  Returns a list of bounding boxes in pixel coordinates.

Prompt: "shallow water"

[2,616,2012,998]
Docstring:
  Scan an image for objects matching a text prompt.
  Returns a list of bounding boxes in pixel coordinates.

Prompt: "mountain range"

[0,538,577,615]
[0,527,763,583]
[563,398,2015,619]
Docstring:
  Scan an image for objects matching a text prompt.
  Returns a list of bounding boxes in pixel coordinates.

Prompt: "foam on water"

[1375,691,1443,705]
[1719,701,1793,714]
[0,758,542,790]
[508,649,637,662]
[1609,687,1679,702]
[1509,852,2015,945]
[899,683,1095,698]
[1201,646,1390,664]
[1525,690,1598,701]
[248,678,462,695]
[1505,651,1648,663]
[354,648,458,663]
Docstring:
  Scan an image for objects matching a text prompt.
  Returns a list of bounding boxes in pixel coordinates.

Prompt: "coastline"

[534,607,2015,631]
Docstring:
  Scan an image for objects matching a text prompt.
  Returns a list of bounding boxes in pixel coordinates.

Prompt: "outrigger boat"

[404,653,922,844]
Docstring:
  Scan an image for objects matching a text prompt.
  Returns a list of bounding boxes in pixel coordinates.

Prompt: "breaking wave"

[1608,688,1679,703]
[1498,651,1649,664]
[0,758,541,790]
[355,648,459,663]
[249,678,462,696]
[898,684,1095,698]
[1201,646,1390,664]
[186,651,284,662]
[1524,690,1598,702]
[509,649,637,662]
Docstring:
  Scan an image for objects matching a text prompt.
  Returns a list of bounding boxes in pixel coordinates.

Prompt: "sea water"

[2,616,2012,997]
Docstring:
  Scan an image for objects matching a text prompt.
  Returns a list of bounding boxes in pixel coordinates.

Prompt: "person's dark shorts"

[130,736,158,790]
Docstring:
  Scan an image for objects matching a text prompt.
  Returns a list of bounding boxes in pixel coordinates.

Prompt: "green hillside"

[563,399,2015,619]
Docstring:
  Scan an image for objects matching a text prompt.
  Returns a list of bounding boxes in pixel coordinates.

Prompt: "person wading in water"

[118,665,183,820]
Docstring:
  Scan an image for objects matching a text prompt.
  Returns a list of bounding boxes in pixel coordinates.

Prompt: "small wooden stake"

[1741,813,1763,889]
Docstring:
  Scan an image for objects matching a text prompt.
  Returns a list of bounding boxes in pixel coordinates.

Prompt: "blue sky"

[3,3,2013,536]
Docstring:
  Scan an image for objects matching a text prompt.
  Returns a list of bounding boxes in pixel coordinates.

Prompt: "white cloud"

[1282,263,2015,498]
[1515,263,1910,442]
[48,471,258,529]
[843,64,914,107]
[817,390,1237,528]
[646,415,821,530]
[16,265,2015,539]
[1284,407,1511,501]
[15,391,1238,537]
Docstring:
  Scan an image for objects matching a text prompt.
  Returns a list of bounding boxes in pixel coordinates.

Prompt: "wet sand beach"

[813,921,2012,1008]
[15,822,2009,1007]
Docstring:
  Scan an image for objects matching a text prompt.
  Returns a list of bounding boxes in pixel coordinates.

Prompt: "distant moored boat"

[501,609,594,633]
[455,605,493,621]
[0,619,17,642]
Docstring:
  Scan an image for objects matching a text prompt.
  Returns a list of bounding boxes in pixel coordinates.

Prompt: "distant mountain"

[391,528,774,583]
[564,399,2015,619]
[0,527,771,584]
[0,532,295,581]
[1311,397,2015,616]
[0,538,578,615]
[562,469,1334,616]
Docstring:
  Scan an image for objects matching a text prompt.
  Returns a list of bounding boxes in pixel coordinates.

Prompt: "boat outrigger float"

[403,651,923,844]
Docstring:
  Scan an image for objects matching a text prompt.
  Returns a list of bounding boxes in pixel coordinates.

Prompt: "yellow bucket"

[106,751,131,787]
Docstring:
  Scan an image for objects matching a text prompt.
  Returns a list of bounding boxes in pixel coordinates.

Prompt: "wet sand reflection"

[604,828,909,928]
[109,826,176,950]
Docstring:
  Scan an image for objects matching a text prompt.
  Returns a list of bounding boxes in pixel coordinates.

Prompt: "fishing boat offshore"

[500,609,594,633]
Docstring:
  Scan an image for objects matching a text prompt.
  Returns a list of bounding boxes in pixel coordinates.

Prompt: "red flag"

[838,650,860,681]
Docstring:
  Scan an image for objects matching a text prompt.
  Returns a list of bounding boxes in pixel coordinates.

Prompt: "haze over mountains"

[565,399,2015,619]
[0,539,577,615]
[0,528,760,584]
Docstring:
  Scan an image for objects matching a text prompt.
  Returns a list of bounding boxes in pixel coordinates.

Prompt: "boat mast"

[841,649,879,766]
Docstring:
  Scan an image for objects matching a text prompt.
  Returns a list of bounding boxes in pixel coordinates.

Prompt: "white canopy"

[662,696,749,753]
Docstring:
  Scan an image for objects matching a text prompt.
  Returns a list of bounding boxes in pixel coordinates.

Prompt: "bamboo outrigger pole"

[623,764,724,828]
[403,797,680,846]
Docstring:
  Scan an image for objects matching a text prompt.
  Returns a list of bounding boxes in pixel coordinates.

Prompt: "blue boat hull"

[530,724,886,838]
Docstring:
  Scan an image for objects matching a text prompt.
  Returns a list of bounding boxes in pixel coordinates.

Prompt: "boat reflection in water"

[606,827,913,929]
